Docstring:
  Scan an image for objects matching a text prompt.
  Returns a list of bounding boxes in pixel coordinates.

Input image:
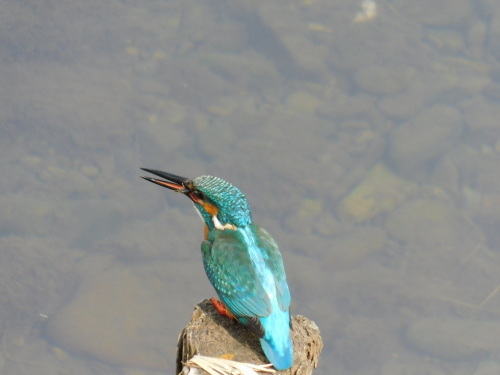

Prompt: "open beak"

[140,168,191,194]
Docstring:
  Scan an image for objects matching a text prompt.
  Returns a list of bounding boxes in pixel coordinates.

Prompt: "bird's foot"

[210,298,236,319]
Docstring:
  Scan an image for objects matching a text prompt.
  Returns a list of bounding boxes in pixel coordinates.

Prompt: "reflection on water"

[1,0,500,374]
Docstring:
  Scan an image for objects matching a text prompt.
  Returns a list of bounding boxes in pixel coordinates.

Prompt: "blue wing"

[250,225,291,312]
[201,229,272,325]
[201,224,293,369]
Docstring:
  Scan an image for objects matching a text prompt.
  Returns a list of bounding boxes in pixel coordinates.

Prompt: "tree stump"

[177,299,323,374]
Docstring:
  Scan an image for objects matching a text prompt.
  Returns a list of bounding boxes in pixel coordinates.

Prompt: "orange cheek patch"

[201,202,219,217]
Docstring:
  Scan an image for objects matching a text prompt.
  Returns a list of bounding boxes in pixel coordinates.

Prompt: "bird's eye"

[192,190,204,200]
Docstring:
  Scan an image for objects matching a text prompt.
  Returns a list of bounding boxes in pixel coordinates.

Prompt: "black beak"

[140,168,191,193]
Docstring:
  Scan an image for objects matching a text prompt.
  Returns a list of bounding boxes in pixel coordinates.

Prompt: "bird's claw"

[210,298,236,319]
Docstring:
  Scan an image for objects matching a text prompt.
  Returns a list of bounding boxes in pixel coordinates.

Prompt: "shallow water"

[2,0,500,374]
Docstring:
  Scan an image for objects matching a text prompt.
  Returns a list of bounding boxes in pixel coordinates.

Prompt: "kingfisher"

[140,168,293,370]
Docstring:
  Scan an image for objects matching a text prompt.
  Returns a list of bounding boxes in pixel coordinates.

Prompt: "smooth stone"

[285,199,323,235]
[464,98,500,135]
[378,91,424,120]
[431,155,460,193]
[355,66,410,95]
[80,164,99,178]
[484,83,500,101]
[406,318,500,360]
[252,2,327,78]
[473,157,500,194]
[385,199,480,247]
[473,360,500,375]
[381,358,447,375]
[318,93,375,119]
[475,0,497,17]
[207,96,246,117]
[488,9,500,58]
[463,186,483,214]
[197,120,236,158]
[389,105,463,174]
[425,29,465,53]
[0,194,56,236]
[479,194,500,220]
[199,52,279,86]
[69,199,127,246]
[392,0,470,27]
[46,261,198,370]
[285,90,322,114]
[338,163,417,223]
[0,237,78,325]
[467,21,487,59]
[315,212,341,237]
[323,226,387,267]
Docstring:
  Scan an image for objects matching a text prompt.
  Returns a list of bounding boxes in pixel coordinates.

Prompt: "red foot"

[210,298,236,319]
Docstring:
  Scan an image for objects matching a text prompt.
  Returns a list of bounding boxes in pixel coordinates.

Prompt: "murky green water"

[2,0,500,374]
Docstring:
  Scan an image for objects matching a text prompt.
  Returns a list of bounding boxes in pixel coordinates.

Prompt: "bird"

[140,168,293,370]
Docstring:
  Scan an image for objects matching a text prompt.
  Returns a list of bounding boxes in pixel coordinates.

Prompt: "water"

[1,0,500,374]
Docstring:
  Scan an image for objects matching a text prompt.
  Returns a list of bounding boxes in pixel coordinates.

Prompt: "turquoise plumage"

[141,169,293,370]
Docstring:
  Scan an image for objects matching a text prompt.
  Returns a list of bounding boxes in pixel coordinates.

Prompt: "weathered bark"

[177,299,323,374]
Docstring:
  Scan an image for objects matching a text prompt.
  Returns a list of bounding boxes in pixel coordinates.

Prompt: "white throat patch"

[212,215,237,231]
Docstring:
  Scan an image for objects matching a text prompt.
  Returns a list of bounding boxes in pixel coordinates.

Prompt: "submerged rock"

[385,199,482,248]
[338,163,417,223]
[406,318,500,361]
[389,105,463,175]
[45,261,199,370]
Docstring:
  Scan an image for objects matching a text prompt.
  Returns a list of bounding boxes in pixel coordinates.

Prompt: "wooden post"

[177,299,323,374]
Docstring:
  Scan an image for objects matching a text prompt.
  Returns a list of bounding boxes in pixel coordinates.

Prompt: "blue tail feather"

[259,308,293,370]
[260,336,293,370]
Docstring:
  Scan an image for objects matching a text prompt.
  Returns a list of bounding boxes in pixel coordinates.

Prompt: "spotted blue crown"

[192,175,252,229]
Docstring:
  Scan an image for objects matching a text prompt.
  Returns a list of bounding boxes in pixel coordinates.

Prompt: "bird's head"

[141,168,252,231]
